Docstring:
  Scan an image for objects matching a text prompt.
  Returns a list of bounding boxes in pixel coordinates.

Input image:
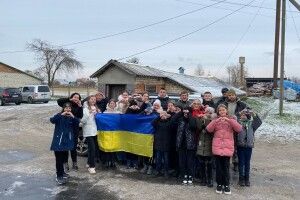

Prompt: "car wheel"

[28,97,33,104]
[43,101,49,103]
[15,102,21,105]
[0,98,4,106]
[77,136,88,156]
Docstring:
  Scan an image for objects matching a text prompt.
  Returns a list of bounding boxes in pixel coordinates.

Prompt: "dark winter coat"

[202,100,216,110]
[96,98,109,113]
[176,115,197,150]
[152,117,175,152]
[223,98,247,117]
[196,116,214,157]
[57,98,83,119]
[155,96,170,111]
[237,115,262,148]
[176,100,191,109]
[50,113,80,151]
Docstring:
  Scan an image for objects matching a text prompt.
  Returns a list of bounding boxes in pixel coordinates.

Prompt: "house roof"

[0,62,43,81]
[91,59,246,97]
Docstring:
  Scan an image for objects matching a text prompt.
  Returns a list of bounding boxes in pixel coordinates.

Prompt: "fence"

[51,86,98,98]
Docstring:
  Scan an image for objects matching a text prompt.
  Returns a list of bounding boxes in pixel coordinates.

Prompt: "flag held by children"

[95,114,157,157]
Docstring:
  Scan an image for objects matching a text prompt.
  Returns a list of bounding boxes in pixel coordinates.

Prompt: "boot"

[238,176,245,186]
[245,176,250,187]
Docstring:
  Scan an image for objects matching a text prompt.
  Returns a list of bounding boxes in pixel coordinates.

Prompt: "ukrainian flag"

[95,114,158,157]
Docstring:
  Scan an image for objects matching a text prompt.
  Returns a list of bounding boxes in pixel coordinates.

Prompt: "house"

[0,62,42,88]
[90,59,245,99]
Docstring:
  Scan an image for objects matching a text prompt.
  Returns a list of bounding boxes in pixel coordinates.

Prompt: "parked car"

[0,87,22,106]
[21,85,51,103]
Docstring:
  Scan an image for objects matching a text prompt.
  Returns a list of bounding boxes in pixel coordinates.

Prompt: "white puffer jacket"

[81,106,98,137]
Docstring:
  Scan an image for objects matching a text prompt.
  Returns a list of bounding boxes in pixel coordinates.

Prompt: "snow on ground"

[247,98,300,142]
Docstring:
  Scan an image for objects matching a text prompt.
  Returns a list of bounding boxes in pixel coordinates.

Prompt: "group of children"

[50,88,262,195]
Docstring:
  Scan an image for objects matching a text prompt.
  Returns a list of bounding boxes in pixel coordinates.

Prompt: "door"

[108,84,126,100]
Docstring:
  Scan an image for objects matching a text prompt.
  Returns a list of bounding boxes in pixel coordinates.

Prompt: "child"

[57,92,83,171]
[176,107,197,185]
[206,104,242,195]
[50,102,79,185]
[202,91,216,109]
[103,99,120,168]
[237,108,262,187]
[81,95,100,174]
[196,107,217,187]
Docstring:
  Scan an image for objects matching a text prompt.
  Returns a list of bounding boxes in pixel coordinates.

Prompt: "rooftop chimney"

[178,67,185,74]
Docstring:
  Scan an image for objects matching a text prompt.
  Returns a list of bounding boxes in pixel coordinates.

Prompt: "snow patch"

[4,181,25,196]
[41,186,68,196]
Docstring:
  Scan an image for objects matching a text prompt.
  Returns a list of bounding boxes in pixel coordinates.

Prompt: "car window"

[29,87,34,92]
[7,88,20,93]
[38,86,50,92]
[23,87,30,92]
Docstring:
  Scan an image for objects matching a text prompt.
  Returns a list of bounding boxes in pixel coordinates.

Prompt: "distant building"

[0,62,42,88]
[245,77,287,88]
[90,59,245,99]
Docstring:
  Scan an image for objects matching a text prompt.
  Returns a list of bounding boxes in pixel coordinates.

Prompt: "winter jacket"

[57,98,83,119]
[206,116,242,157]
[222,98,247,117]
[237,115,262,148]
[196,116,214,157]
[155,96,169,111]
[50,113,79,151]
[81,107,98,137]
[202,100,216,110]
[176,100,191,109]
[152,118,173,152]
[176,115,197,150]
[96,98,109,113]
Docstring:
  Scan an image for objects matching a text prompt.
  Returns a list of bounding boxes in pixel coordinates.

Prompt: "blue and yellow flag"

[95,114,158,157]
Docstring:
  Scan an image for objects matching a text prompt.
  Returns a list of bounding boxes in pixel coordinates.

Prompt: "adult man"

[222,89,248,172]
[216,87,229,107]
[155,88,169,111]
[176,91,191,109]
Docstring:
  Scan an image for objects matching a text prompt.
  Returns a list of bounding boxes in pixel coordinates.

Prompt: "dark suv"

[0,87,22,106]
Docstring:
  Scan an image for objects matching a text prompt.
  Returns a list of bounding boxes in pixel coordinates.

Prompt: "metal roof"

[91,60,246,97]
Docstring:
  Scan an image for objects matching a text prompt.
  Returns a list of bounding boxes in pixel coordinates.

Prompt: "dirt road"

[0,102,299,199]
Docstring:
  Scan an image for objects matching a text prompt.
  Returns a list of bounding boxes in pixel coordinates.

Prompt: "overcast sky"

[0,0,299,80]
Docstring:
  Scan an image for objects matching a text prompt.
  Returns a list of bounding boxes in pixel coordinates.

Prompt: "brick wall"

[0,72,41,87]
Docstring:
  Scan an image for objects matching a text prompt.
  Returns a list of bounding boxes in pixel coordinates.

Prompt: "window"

[145,85,156,93]
[23,87,30,92]
[38,86,50,92]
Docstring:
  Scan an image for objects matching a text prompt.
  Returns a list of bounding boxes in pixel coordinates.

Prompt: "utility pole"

[239,56,245,88]
[273,0,281,89]
[279,0,286,116]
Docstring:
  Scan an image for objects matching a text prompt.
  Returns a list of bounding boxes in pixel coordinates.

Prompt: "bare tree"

[27,39,83,87]
[126,57,140,64]
[227,64,248,87]
[194,64,205,76]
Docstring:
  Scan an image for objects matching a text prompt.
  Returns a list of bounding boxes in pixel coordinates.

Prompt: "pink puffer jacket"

[206,116,242,157]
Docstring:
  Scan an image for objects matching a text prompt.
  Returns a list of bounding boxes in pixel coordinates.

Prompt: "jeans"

[215,156,230,186]
[86,136,97,168]
[54,151,68,177]
[178,149,196,177]
[237,147,253,178]
[155,150,169,173]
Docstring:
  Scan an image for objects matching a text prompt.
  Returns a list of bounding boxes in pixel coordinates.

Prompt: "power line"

[0,0,229,54]
[214,0,267,77]
[117,0,257,61]
[207,0,300,13]
[174,0,275,18]
[288,1,300,41]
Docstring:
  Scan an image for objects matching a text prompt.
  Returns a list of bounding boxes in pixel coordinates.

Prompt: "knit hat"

[227,89,236,95]
[221,87,229,94]
[153,99,161,106]
[239,108,253,119]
